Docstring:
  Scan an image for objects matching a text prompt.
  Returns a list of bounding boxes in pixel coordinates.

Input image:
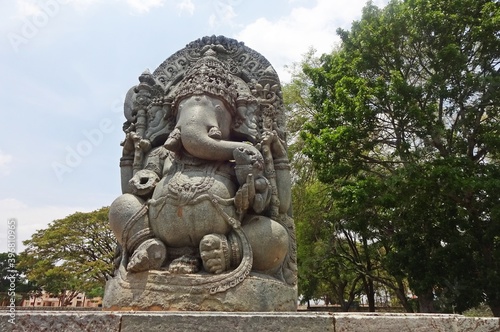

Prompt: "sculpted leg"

[127,238,167,272]
[199,231,244,274]
[199,216,288,275]
[242,216,289,273]
[199,234,230,274]
[109,193,166,272]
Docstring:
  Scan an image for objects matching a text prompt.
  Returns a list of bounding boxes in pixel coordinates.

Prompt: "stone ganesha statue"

[103,36,297,311]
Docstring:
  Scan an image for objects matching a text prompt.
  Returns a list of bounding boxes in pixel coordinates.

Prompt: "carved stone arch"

[154,36,279,85]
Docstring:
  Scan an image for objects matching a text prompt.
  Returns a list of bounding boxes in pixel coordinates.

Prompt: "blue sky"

[0,0,388,252]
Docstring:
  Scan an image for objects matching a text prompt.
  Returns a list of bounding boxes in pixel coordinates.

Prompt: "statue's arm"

[262,129,292,215]
[119,131,138,194]
[128,147,166,197]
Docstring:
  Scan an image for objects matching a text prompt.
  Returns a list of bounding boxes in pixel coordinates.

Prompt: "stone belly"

[148,171,236,247]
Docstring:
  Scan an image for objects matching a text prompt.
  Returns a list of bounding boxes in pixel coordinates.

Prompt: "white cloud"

[177,0,195,16]
[236,0,389,82]
[126,0,165,14]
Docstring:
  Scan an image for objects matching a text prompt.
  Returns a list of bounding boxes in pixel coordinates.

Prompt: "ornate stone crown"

[173,49,238,114]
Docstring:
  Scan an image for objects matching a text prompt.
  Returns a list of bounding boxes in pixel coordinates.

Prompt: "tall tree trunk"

[362,276,376,312]
[417,289,435,313]
[337,284,350,311]
[395,279,414,313]
[367,278,375,312]
[362,237,376,312]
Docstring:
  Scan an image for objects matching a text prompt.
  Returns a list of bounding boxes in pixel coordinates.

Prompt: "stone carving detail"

[103,35,297,311]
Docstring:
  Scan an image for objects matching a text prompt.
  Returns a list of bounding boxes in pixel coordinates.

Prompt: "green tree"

[302,0,500,315]
[0,252,40,305]
[285,47,418,312]
[18,207,115,305]
[284,51,355,308]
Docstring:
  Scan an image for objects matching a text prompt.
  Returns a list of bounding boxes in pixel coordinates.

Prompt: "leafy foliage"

[0,252,40,305]
[18,207,115,305]
[285,49,412,312]
[300,0,500,315]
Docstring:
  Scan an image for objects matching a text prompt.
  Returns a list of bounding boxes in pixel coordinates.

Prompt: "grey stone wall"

[1,311,499,332]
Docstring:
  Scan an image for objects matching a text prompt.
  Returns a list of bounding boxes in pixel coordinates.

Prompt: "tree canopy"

[299,0,500,315]
[18,207,115,305]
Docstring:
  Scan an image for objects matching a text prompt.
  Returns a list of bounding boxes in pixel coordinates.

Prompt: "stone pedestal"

[103,270,297,311]
[2,311,499,332]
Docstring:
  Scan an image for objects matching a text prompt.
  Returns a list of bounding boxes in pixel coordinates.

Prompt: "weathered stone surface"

[120,312,334,332]
[103,272,297,311]
[0,311,121,332]
[334,313,500,332]
[335,313,456,332]
[105,35,297,311]
[1,312,498,332]
[457,316,500,332]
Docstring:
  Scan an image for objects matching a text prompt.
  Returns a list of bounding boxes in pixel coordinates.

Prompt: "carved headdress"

[123,36,287,147]
[172,49,239,115]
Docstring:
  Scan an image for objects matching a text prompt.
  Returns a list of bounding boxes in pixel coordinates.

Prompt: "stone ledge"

[333,313,500,332]
[1,311,499,332]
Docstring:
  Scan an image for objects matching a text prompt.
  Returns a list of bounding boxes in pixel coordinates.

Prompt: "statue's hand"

[261,129,287,159]
[122,132,151,155]
[129,169,159,196]
[234,174,270,215]
[253,178,271,214]
[234,174,255,216]
[121,132,137,156]
[138,138,151,152]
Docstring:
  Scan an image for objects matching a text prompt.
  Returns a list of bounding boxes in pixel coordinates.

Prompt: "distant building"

[21,291,102,308]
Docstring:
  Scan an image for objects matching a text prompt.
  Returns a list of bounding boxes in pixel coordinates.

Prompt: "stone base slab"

[103,271,297,311]
[1,311,499,332]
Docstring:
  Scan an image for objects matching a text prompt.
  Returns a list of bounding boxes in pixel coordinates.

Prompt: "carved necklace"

[167,159,218,206]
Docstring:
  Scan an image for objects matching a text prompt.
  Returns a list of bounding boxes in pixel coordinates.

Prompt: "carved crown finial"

[203,48,217,57]
[138,69,156,86]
